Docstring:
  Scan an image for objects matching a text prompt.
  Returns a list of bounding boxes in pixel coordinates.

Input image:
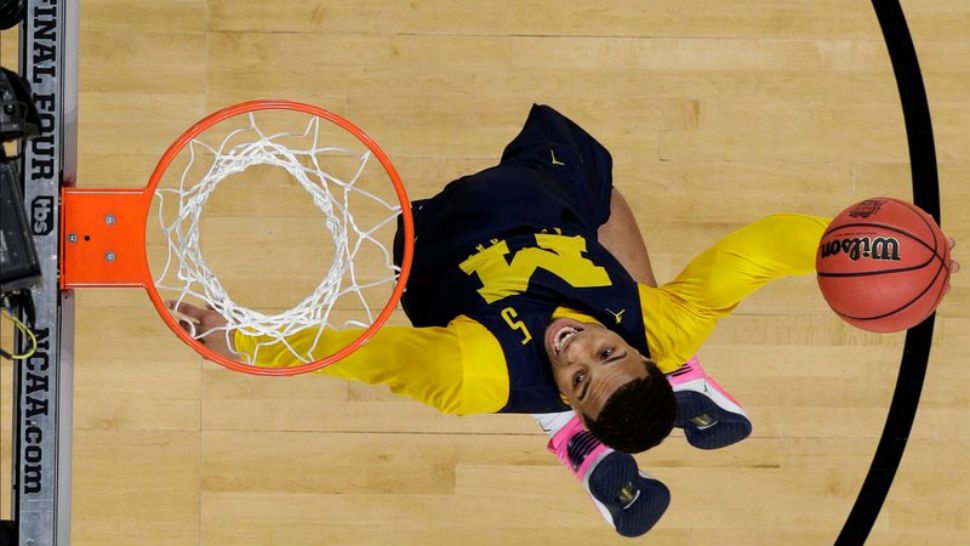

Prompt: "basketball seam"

[893,198,941,255]
[817,261,932,278]
[833,257,948,321]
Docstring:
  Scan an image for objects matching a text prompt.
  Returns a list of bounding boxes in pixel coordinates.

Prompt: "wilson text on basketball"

[820,237,902,261]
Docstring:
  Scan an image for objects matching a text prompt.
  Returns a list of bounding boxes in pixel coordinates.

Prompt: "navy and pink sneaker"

[666,355,751,449]
[547,415,670,537]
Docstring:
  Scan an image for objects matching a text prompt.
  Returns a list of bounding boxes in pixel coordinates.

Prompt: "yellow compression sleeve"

[233,315,509,415]
[638,213,830,372]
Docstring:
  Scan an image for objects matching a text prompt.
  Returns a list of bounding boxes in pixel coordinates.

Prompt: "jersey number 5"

[500,307,532,345]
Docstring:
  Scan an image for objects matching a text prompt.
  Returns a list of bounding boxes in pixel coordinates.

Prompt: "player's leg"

[534,411,670,537]
[596,189,658,287]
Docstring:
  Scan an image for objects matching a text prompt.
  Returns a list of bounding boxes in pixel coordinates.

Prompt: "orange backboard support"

[59,188,152,288]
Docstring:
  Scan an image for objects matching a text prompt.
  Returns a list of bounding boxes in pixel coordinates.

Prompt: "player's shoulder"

[447,315,504,357]
[446,314,512,414]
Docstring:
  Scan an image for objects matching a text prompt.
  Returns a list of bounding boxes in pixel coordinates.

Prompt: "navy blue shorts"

[394,103,615,258]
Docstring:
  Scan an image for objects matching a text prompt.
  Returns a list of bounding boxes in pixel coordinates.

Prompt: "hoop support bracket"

[60,188,152,289]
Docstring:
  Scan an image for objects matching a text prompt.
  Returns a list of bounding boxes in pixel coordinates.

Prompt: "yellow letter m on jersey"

[459,234,611,304]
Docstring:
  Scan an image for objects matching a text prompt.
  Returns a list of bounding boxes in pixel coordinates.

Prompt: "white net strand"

[153,111,403,365]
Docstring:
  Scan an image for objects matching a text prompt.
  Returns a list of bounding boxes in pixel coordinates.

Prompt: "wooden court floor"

[1,1,968,544]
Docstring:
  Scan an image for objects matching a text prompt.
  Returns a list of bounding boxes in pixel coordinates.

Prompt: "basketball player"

[172,105,959,537]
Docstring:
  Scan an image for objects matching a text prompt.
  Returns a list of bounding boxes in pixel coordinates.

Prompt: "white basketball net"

[153,112,402,365]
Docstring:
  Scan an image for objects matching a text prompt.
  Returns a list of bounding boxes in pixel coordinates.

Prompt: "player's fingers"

[950,259,960,274]
[177,318,198,338]
[167,300,205,320]
[946,237,955,250]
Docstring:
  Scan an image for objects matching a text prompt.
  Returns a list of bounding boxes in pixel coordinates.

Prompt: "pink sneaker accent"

[666,355,752,449]
[546,415,671,537]
[547,415,611,479]
[667,355,742,407]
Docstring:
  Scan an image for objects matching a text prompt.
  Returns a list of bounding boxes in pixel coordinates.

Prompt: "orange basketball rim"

[59,99,414,376]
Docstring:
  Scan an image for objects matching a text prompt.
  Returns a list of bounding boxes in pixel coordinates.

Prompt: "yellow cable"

[1,309,37,359]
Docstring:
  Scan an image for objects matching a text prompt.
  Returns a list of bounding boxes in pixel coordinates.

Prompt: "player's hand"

[166,300,236,360]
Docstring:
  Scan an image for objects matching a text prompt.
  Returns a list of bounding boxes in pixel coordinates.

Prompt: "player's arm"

[169,302,509,415]
[597,188,658,287]
[637,213,830,370]
[236,323,468,409]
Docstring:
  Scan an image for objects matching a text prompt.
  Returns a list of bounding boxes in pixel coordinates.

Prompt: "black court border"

[834,2,940,545]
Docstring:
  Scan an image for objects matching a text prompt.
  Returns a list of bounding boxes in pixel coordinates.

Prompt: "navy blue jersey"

[394,105,649,413]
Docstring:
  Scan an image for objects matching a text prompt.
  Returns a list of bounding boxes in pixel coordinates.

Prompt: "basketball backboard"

[1,1,78,545]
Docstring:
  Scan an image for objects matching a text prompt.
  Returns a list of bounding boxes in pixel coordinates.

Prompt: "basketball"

[816,198,951,333]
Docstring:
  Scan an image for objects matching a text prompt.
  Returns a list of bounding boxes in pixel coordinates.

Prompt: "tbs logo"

[31,196,54,236]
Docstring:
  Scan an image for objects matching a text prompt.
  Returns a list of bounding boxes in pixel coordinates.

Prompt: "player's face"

[545,317,652,420]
